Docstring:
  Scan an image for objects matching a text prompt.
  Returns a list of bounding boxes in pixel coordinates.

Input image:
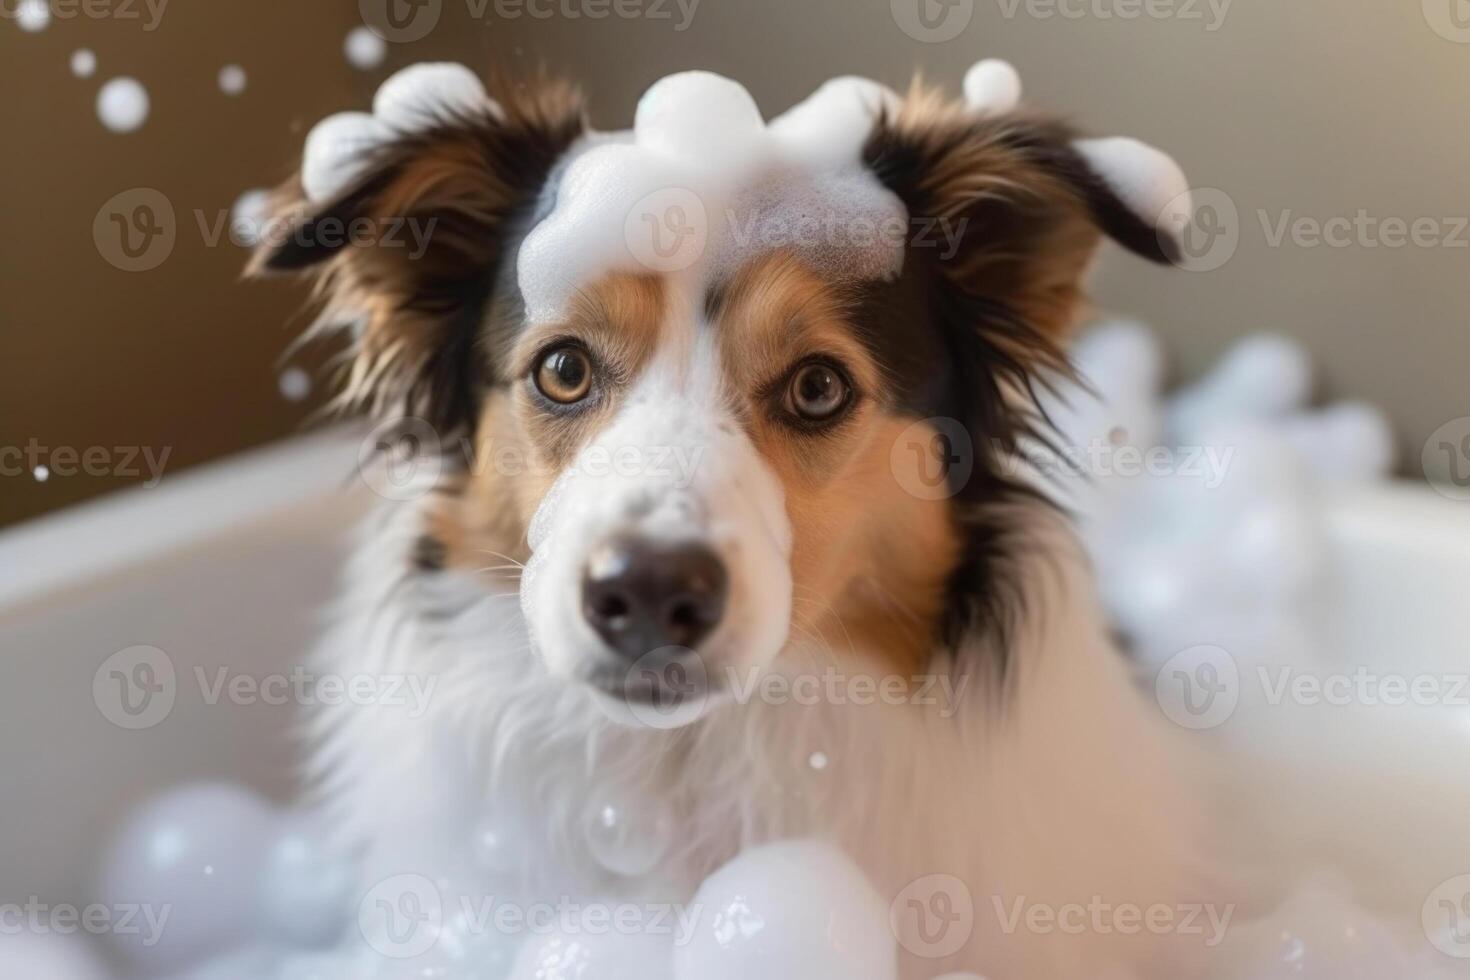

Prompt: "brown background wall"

[3,0,1468,529]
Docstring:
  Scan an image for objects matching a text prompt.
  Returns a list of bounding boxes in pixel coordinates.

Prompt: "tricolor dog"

[251,60,1215,977]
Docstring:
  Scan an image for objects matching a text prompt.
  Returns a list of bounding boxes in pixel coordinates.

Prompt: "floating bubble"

[96,782,277,975]
[344,26,387,71]
[97,77,150,133]
[257,811,356,948]
[71,49,98,78]
[218,64,247,96]
[229,188,271,247]
[33,464,49,482]
[278,367,312,403]
[584,794,674,878]
[674,839,897,980]
[16,0,50,32]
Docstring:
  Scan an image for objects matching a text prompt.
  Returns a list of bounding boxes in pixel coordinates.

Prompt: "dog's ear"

[864,85,1188,355]
[249,68,586,435]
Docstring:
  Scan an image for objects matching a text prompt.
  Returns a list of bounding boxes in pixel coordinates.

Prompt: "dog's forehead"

[515,72,909,327]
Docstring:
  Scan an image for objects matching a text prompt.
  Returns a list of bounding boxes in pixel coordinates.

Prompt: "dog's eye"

[786,361,851,422]
[534,346,593,404]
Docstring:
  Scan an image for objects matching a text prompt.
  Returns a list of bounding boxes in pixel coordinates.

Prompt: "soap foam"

[293,59,1191,317]
[518,70,907,324]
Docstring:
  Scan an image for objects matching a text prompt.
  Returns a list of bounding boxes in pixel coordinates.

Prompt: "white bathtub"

[3,428,1469,969]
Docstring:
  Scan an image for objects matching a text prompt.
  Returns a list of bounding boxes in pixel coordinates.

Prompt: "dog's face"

[253,67,1185,715]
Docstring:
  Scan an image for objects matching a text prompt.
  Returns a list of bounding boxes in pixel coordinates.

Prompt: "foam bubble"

[71,49,97,79]
[16,0,50,32]
[373,62,496,132]
[344,26,387,70]
[1074,136,1190,238]
[519,71,908,324]
[97,77,150,133]
[229,188,272,247]
[963,58,1022,115]
[278,367,312,403]
[218,64,247,96]
[301,111,390,203]
[635,70,767,170]
[768,76,900,171]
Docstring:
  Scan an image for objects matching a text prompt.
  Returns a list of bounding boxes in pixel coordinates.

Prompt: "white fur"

[306,486,1215,977]
[520,315,793,696]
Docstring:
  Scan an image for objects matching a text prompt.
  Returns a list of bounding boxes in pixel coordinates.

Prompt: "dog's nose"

[582,536,728,660]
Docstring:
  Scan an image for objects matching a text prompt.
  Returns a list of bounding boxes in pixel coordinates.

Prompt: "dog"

[250,61,1218,978]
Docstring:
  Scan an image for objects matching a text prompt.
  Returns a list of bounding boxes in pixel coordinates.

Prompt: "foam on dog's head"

[300,63,499,203]
[297,60,1194,316]
[517,70,908,324]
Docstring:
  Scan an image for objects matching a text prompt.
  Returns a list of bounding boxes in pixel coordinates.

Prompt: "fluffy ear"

[249,67,586,436]
[864,84,1187,351]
